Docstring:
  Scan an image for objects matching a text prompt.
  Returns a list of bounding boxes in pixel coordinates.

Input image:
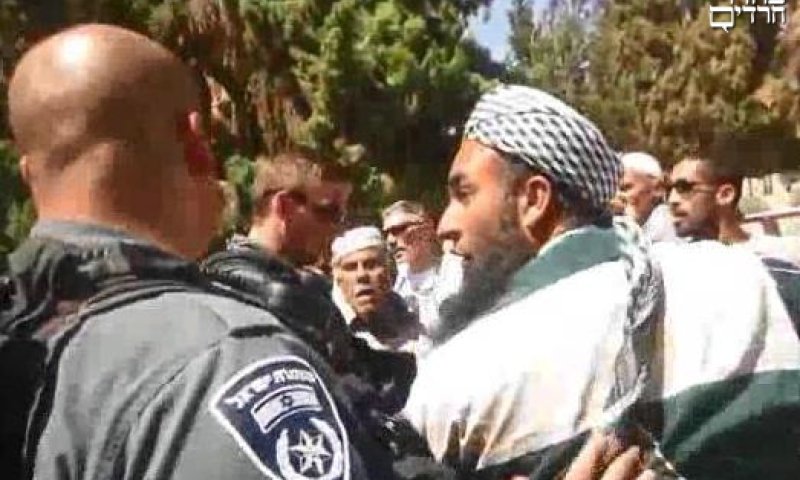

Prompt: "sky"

[470,0,545,61]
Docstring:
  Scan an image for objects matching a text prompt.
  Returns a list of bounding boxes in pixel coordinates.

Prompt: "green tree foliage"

[0,0,500,251]
[0,0,26,139]
[0,2,33,256]
[506,0,595,100]
[508,0,800,171]
[642,7,766,161]
[0,141,33,255]
[146,0,498,205]
[760,3,800,139]
[581,0,681,151]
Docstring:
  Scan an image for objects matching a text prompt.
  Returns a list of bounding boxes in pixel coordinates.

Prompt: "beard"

[672,211,719,241]
[432,203,532,346]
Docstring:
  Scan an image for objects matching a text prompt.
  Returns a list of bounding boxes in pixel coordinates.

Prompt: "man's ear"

[272,190,296,221]
[181,111,217,178]
[19,155,32,185]
[518,174,553,231]
[716,183,737,207]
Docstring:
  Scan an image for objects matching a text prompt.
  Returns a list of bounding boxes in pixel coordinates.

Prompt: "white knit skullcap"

[620,152,663,178]
[331,226,385,263]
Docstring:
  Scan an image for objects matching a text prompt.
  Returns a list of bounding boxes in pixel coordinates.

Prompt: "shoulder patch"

[210,356,350,479]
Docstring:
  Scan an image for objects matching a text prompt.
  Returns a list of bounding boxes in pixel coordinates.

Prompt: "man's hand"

[505,431,657,480]
[563,432,655,480]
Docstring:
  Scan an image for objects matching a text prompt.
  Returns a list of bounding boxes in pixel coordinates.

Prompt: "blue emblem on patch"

[210,356,350,479]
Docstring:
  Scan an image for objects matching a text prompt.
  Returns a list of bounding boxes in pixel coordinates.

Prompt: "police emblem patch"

[210,356,350,479]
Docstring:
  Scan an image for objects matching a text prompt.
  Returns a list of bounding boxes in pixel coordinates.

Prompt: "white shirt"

[642,203,678,243]
[404,260,635,469]
[393,254,465,335]
[744,234,800,266]
[403,241,797,470]
[393,264,441,332]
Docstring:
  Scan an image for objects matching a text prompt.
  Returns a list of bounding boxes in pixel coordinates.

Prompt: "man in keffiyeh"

[402,85,800,479]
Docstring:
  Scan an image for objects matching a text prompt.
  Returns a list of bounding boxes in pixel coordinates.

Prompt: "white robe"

[403,240,799,474]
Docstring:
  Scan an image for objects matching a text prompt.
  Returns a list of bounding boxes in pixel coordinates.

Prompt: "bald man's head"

[9,24,200,171]
[7,24,222,259]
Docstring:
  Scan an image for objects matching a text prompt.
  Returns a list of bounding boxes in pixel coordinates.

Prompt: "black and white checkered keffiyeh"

[464,85,622,213]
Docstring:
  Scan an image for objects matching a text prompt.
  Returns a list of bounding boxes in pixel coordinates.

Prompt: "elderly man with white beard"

[402,85,800,480]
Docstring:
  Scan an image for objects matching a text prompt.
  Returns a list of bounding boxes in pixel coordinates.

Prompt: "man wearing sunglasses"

[243,150,351,267]
[204,147,355,345]
[202,149,360,360]
[667,153,800,334]
[381,201,455,334]
[402,85,800,479]
[202,151,421,435]
[668,155,800,266]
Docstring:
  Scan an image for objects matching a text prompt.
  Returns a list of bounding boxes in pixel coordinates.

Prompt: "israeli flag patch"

[210,356,350,479]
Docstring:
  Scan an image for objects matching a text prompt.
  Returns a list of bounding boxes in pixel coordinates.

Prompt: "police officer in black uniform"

[200,150,417,418]
[2,24,394,479]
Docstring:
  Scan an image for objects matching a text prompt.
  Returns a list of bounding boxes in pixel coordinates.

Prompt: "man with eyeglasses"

[402,85,800,479]
[668,155,800,266]
[241,149,351,268]
[203,147,357,352]
[667,152,800,334]
[381,201,461,334]
[202,151,420,427]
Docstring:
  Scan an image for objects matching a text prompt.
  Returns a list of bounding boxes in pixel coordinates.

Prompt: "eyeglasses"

[667,179,716,196]
[309,202,346,224]
[287,190,346,224]
[256,189,346,224]
[383,221,425,238]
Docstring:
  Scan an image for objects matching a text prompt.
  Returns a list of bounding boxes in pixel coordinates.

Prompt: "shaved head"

[7,24,222,259]
[9,24,198,171]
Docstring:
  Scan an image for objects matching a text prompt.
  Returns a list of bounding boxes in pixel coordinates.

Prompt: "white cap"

[331,226,384,263]
[620,152,663,178]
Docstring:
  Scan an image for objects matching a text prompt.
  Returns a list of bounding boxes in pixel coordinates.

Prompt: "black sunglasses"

[383,221,425,238]
[667,179,716,196]
[310,202,346,224]
[287,190,346,224]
